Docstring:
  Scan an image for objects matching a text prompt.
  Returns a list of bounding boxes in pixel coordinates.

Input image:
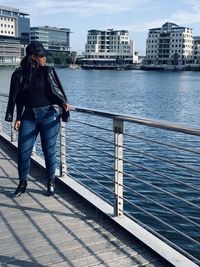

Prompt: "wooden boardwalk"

[0,137,172,267]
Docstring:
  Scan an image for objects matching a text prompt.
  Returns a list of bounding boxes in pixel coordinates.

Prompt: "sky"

[1,0,200,55]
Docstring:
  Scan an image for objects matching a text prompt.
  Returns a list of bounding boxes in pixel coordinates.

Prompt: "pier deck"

[0,137,172,266]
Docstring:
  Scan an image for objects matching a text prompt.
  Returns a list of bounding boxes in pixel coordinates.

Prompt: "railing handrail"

[72,106,200,136]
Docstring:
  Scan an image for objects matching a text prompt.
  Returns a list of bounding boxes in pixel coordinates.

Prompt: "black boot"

[13,180,27,197]
[47,180,55,196]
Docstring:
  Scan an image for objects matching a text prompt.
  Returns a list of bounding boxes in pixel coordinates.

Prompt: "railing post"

[11,121,16,142]
[0,99,2,134]
[32,145,36,156]
[60,120,67,177]
[113,118,124,217]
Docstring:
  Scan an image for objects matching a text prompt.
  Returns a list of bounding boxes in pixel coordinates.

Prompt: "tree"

[46,51,71,66]
[173,53,179,65]
[70,51,77,65]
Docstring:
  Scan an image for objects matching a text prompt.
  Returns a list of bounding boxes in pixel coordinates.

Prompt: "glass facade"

[30,26,70,52]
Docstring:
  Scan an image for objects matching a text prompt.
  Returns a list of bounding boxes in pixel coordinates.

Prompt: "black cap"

[26,41,46,56]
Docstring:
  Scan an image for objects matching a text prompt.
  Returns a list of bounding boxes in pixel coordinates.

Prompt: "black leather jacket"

[5,66,69,122]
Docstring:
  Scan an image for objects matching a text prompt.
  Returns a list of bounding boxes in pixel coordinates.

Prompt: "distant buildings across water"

[1,4,200,70]
[0,5,71,65]
[78,29,138,69]
[143,22,200,70]
[0,5,29,64]
[30,26,70,53]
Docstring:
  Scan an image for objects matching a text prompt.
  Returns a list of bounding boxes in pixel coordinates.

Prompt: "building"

[0,36,20,64]
[30,26,70,52]
[145,22,193,66]
[193,36,200,64]
[0,5,30,64]
[81,29,138,67]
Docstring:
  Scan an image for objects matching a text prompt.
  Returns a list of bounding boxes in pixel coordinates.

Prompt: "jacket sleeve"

[46,66,70,122]
[5,70,22,122]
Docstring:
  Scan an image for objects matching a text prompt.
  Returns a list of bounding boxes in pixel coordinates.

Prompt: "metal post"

[31,145,36,156]
[113,118,124,217]
[11,121,16,142]
[60,120,67,177]
[0,99,2,134]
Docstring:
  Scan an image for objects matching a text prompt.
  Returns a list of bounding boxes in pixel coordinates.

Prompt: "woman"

[5,41,70,197]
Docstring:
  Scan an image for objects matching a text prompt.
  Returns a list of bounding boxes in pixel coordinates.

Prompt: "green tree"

[46,51,71,66]
[70,51,77,65]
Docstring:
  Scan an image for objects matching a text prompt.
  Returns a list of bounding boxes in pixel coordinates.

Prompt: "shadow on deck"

[0,137,172,267]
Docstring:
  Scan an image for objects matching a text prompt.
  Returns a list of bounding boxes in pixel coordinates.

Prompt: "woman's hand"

[63,103,71,111]
[14,120,21,131]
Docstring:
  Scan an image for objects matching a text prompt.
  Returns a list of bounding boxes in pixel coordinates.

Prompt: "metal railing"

[1,93,200,265]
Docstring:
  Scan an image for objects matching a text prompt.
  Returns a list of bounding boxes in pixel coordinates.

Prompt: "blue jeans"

[18,105,61,181]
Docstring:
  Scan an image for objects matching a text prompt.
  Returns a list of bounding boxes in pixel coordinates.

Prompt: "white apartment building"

[0,14,15,37]
[82,29,138,65]
[146,22,193,66]
[0,5,30,64]
[193,36,200,64]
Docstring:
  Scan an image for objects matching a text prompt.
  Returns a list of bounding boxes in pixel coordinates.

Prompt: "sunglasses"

[36,54,46,58]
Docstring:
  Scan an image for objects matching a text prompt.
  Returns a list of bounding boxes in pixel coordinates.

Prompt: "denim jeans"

[18,105,61,181]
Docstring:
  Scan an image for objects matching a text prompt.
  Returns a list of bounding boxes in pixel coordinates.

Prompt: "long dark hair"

[20,54,44,90]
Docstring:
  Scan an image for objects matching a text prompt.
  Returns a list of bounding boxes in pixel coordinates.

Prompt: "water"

[57,69,200,127]
[1,68,200,261]
[1,68,200,127]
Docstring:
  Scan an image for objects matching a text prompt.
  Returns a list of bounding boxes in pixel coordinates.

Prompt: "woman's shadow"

[0,255,40,266]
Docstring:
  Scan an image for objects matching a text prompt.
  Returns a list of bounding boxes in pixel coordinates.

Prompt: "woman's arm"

[5,69,23,122]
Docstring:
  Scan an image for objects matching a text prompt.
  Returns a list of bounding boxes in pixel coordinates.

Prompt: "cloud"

[115,0,200,34]
[170,0,200,25]
[3,0,150,16]
[182,0,200,11]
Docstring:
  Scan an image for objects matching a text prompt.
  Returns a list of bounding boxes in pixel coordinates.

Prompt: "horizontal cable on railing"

[67,127,114,145]
[67,154,114,189]
[0,93,8,97]
[121,208,200,266]
[67,155,114,195]
[67,171,114,207]
[67,136,114,157]
[66,145,113,172]
[122,170,200,210]
[71,119,113,132]
[125,132,200,156]
[122,157,200,192]
[124,145,200,175]
[122,182,200,228]
[121,196,200,246]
